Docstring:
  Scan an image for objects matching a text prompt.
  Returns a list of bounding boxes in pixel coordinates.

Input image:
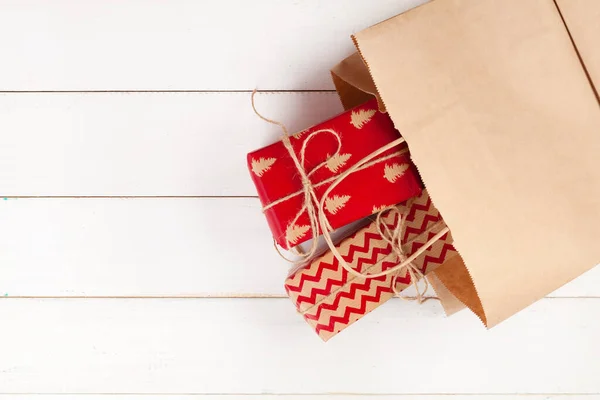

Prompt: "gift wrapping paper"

[248,99,423,249]
[284,190,457,341]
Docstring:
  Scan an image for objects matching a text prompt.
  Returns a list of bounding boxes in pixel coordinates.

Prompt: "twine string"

[297,219,446,316]
[262,150,407,212]
[375,203,438,303]
[252,92,344,259]
[315,133,452,282]
[251,90,449,297]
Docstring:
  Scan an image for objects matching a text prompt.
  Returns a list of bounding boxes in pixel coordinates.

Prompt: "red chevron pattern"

[306,277,395,337]
[285,231,393,309]
[302,272,391,322]
[284,190,458,341]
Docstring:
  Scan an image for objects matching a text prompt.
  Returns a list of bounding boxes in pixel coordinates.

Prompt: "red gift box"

[284,190,458,341]
[248,99,423,249]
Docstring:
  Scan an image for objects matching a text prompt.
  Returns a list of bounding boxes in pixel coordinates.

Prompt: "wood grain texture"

[0,298,598,394]
[0,92,343,196]
[0,197,598,298]
[0,0,427,91]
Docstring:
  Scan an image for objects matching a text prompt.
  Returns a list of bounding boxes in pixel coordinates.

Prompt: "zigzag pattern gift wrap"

[247,99,422,250]
[284,190,458,341]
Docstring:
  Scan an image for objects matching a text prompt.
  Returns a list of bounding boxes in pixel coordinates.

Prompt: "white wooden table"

[0,1,598,398]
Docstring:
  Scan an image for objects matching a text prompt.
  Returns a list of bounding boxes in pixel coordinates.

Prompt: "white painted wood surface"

[0,0,427,91]
[0,92,343,196]
[0,398,594,400]
[1,298,599,395]
[1,197,599,298]
[1,0,598,398]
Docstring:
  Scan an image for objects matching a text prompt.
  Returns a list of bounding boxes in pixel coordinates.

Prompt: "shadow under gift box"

[285,190,458,341]
[247,98,423,250]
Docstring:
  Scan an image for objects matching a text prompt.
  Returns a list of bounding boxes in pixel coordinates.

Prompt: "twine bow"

[252,91,450,300]
[374,202,438,303]
[252,91,406,261]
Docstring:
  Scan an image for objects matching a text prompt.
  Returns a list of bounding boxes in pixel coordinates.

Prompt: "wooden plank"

[0,197,597,298]
[0,0,427,91]
[0,298,598,394]
[0,92,343,196]
[0,396,594,399]
[0,197,286,297]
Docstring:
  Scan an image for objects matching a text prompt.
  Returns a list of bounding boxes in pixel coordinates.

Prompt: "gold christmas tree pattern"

[292,129,309,140]
[325,195,351,215]
[325,153,352,173]
[383,163,410,183]
[251,157,276,177]
[350,108,377,129]
[372,204,392,214]
[285,224,311,245]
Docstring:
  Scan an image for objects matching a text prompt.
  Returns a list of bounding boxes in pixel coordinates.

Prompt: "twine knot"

[252,91,342,261]
[375,203,437,303]
[251,90,449,302]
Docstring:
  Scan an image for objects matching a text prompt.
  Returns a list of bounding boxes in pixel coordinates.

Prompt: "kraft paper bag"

[331,52,469,317]
[427,265,466,317]
[330,52,379,110]
[333,0,600,327]
[555,0,600,97]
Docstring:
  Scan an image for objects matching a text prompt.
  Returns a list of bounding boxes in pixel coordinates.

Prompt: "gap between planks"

[0,196,258,199]
[0,296,595,300]
[0,90,338,94]
[0,295,286,299]
[0,393,598,397]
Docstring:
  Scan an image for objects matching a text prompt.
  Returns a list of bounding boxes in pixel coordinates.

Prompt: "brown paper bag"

[331,53,469,316]
[427,266,466,317]
[333,0,600,327]
[332,54,469,316]
[330,52,380,110]
[555,0,600,99]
